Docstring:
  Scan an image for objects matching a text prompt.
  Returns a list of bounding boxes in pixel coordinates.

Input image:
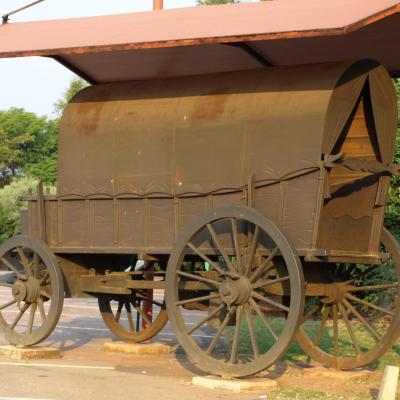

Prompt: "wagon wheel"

[98,262,168,342]
[166,206,304,377]
[296,228,400,369]
[0,235,64,346]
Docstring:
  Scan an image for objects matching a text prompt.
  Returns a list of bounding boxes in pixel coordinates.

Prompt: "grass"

[221,315,400,370]
[268,388,367,400]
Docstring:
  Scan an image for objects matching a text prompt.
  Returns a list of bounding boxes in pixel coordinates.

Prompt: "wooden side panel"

[179,196,209,233]
[90,199,114,247]
[283,171,320,250]
[118,199,145,247]
[45,200,59,247]
[62,200,89,247]
[147,199,175,248]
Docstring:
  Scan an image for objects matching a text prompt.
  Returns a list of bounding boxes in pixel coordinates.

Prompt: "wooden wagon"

[0,1,399,377]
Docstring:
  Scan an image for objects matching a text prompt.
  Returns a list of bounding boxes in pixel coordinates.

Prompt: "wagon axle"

[12,277,42,304]
[218,277,252,306]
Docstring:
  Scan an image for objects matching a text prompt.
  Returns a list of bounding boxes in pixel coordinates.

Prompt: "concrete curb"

[192,376,277,393]
[103,341,171,356]
[0,345,62,360]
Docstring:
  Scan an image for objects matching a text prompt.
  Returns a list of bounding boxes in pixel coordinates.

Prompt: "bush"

[0,177,39,243]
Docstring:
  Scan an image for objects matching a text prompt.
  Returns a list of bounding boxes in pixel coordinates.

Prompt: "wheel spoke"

[313,308,328,346]
[249,298,278,340]
[39,271,50,286]
[176,293,219,306]
[136,294,164,308]
[350,283,398,292]
[187,242,230,277]
[31,253,40,278]
[177,270,220,287]
[115,302,123,323]
[1,257,25,280]
[133,302,152,326]
[206,223,235,274]
[125,302,135,332]
[302,304,320,323]
[230,306,243,364]
[10,303,30,330]
[135,302,140,332]
[252,276,290,291]
[250,247,279,283]
[37,298,46,321]
[244,303,259,359]
[16,247,29,270]
[27,302,37,334]
[332,304,339,361]
[338,302,360,354]
[251,290,290,312]
[343,298,381,341]
[230,218,242,271]
[244,226,260,277]
[40,290,51,300]
[0,299,17,311]
[345,265,378,284]
[188,304,225,335]
[346,293,394,316]
[206,306,236,355]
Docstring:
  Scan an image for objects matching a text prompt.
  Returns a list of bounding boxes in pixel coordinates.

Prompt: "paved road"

[0,294,262,400]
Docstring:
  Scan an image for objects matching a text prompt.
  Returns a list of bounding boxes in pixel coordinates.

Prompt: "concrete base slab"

[0,345,61,360]
[302,366,371,380]
[103,341,171,356]
[192,376,277,393]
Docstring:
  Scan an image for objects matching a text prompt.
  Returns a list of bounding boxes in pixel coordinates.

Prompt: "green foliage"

[385,79,400,240]
[0,108,47,185]
[0,177,38,242]
[53,77,89,116]
[23,118,59,185]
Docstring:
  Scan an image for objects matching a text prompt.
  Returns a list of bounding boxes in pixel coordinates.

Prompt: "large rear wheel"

[166,206,304,377]
[296,228,400,369]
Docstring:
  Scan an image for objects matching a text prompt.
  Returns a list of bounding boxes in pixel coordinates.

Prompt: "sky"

[0,0,197,117]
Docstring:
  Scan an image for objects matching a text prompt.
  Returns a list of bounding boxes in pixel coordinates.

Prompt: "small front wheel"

[0,235,64,346]
[98,262,168,342]
[166,206,304,377]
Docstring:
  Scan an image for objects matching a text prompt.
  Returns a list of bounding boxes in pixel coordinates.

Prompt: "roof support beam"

[52,56,98,85]
[225,42,273,67]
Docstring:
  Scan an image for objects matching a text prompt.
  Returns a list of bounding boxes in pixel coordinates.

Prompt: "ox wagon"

[0,1,399,378]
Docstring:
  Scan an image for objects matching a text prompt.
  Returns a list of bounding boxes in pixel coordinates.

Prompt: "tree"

[0,108,47,185]
[385,79,400,239]
[53,77,89,116]
[0,177,39,242]
[23,118,59,185]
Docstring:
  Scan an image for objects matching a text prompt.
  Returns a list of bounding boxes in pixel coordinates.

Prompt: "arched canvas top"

[57,60,397,198]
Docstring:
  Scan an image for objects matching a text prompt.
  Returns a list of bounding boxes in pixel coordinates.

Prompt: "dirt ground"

[0,296,395,400]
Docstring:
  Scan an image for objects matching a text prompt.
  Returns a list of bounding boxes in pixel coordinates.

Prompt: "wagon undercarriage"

[0,1,400,377]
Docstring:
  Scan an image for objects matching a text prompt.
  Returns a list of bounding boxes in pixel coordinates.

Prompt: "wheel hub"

[12,277,40,303]
[321,282,347,304]
[219,277,251,306]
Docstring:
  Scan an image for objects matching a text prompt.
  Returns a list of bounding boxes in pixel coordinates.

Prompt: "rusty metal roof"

[0,0,399,83]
